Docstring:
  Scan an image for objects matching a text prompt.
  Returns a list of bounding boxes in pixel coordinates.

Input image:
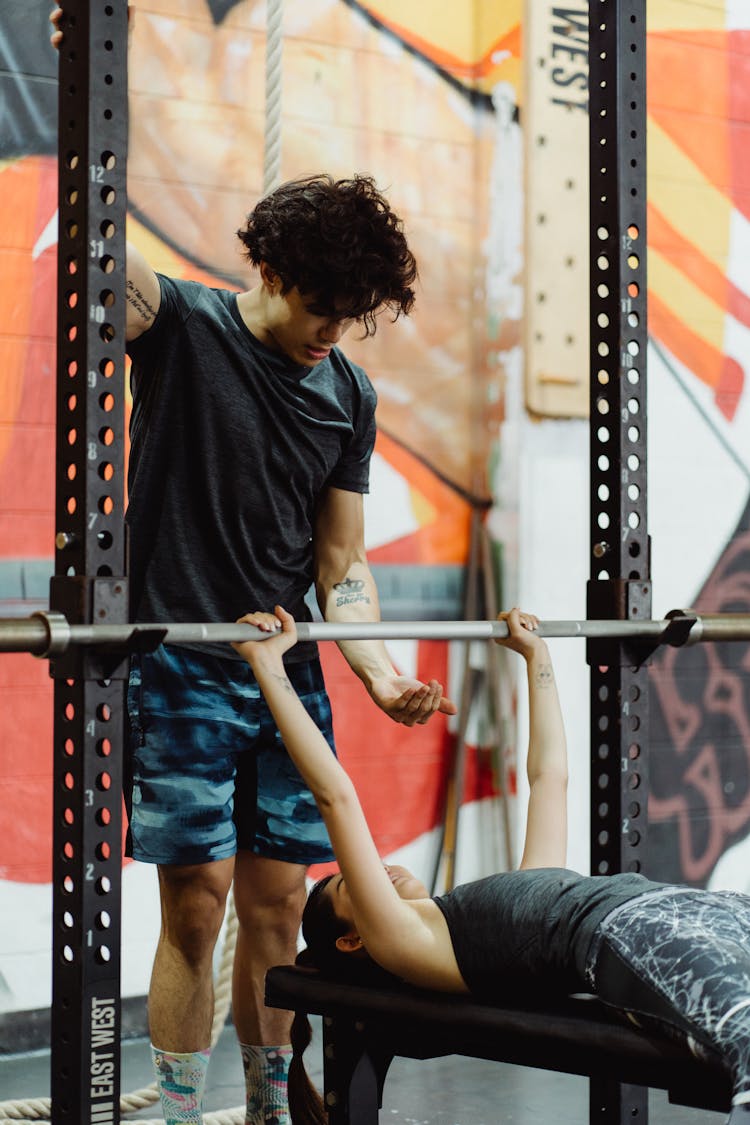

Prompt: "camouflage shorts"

[125,645,336,866]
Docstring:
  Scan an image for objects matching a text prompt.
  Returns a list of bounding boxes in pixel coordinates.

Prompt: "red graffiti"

[649,521,750,882]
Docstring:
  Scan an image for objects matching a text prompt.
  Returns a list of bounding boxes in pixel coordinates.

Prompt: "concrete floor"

[0,1018,729,1124]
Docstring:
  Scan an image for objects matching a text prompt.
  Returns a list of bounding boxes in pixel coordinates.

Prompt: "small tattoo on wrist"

[535,663,553,688]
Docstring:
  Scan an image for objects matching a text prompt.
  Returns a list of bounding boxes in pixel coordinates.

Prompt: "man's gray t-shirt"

[126,275,377,661]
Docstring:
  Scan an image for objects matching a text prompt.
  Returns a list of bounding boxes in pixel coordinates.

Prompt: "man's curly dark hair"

[237,174,417,336]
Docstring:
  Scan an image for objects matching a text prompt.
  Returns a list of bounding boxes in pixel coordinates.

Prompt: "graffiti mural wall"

[0,0,521,1019]
[2,0,750,1032]
[645,3,750,889]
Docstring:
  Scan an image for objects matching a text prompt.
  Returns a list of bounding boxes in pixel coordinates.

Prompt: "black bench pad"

[265,964,732,1121]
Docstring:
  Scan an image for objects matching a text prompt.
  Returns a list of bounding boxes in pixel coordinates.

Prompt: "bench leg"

[590,1078,648,1123]
[321,1015,393,1124]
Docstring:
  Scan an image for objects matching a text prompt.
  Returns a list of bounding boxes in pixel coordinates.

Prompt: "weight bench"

[265,964,732,1123]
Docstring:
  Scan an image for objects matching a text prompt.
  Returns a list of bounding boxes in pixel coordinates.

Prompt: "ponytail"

[288,1012,327,1123]
[288,948,327,1124]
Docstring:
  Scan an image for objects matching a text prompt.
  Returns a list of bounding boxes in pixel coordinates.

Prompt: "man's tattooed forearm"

[534,663,554,688]
[127,279,158,324]
[333,576,371,608]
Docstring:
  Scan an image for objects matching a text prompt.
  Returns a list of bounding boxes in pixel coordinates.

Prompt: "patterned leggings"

[585,887,750,1108]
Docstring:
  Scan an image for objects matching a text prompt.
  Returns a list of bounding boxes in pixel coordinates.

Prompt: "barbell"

[0,609,748,658]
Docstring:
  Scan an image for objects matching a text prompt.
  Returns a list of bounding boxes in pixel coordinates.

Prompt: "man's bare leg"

[148,857,235,1123]
[232,851,308,1124]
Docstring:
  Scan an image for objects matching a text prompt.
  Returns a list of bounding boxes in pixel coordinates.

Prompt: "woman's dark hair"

[299,873,353,975]
[237,174,417,335]
[301,873,401,985]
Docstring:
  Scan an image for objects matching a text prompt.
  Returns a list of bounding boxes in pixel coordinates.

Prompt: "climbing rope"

[0,894,244,1124]
[263,0,284,194]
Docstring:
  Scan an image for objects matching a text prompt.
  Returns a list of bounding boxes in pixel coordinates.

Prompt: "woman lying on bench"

[234,606,750,1124]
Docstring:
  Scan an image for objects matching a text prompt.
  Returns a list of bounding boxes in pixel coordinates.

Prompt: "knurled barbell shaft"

[0,610,748,657]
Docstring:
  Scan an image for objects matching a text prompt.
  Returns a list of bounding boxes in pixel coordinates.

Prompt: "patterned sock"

[151,1044,210,1124]
[240,1042,293,1125]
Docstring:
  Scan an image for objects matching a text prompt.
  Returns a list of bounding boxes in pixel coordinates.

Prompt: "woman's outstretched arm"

[494,608,568,870]
[232,607,438,975]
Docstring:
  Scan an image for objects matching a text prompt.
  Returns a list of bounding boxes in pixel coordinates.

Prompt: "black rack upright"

[587,2,650,1122]
[51,3,129,1121]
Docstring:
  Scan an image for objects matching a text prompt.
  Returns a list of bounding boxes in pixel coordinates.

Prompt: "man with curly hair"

[123,172,457,1125]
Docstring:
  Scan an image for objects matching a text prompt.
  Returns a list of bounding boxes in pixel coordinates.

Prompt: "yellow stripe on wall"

[650,245,727,351]
[360,1,521,66]
[648,0,726,33]
[648,118,732,273]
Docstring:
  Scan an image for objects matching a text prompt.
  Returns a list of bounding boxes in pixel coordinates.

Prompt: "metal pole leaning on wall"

[588,2,649,1123]
[52,3,129,1122]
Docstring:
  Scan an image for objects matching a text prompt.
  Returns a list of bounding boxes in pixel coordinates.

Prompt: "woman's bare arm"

[494,609,568,870]
[233,609,441,976]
